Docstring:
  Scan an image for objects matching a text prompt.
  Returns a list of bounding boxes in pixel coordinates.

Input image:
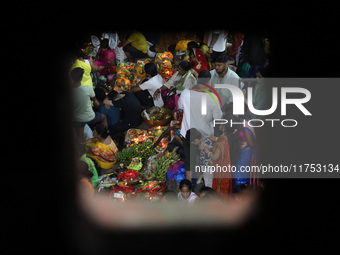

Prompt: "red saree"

[189,48,210,74]
[212,137,234,197]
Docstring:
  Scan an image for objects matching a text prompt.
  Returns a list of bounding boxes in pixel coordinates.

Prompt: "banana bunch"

[152,147,181,182]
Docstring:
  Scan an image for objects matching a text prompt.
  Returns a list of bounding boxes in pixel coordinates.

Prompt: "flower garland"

[117,169,139,181]
[110,182,134,194]
[136,181,167,200]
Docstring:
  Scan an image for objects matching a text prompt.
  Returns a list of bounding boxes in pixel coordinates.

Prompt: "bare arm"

[153,85,168,100]
[209,33,219,53]
[244,131,254,148]
[130,85,142,93]
[204,145,220,162]
[209,146,221,162]
[121,40,131,47]
[92,97,101,109]
[103,97,114,109]
[88,58,104,72]
[84,137,98,144]
[174,134,183,146]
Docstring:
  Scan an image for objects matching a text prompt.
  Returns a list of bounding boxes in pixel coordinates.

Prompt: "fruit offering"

[115,77,132,91]
[115,141,155,166]
[127,157,143,171]
[151,147,181,182]
[142,106,172,121]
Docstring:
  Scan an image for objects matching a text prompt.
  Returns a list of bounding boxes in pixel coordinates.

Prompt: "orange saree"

[212,137,234,197]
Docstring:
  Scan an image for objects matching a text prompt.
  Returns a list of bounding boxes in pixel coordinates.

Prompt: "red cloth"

[212,137,234,197]
[189,48,210,74]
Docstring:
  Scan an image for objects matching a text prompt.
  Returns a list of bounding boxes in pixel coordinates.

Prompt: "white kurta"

[178,89,222,138]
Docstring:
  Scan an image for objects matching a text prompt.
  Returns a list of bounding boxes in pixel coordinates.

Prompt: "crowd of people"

[70,30,270,203]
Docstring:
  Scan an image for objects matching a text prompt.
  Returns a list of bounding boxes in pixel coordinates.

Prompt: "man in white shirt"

[163,61,196,93]
[207,30,228,62]
[153,61,196,100]
[209,53,242,112]
[177,84,222,138]
[130,63,164,107]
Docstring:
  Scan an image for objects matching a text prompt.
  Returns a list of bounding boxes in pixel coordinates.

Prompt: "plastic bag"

[115,45,127,64]
[175,163,186,186]
[102,32,118,49]
[143,153,162,179]
[166,160,184,181]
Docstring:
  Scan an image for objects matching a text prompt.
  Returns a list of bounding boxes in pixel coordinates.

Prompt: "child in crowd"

[78,143,99,187]
[78,161,95,196]
[189,128,215,188]
[177,179,198,205]
[162,190,177,203]
[198,186,215,199]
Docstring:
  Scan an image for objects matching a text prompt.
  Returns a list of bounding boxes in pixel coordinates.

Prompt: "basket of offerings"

[141,106,173,127]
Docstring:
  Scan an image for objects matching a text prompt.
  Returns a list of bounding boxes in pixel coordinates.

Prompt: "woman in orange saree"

[203,132,233,198]
[85,124,118,169]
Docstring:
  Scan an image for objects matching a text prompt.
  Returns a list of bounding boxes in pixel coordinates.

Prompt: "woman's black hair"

[144,63,158,77]
[187,41,199,50]
[217,110,241,166]
[100,38,109,49]
[179,61,191,72]
[187,41,199,57]
[179,179,192,190]
[95,124,109,139]
[186,128,202,142]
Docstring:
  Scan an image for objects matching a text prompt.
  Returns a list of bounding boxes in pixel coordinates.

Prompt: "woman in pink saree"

[95,39,116,76]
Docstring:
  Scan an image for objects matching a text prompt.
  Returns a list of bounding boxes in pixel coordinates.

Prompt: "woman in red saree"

[203,132,233,198]
[187,41,210,75]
